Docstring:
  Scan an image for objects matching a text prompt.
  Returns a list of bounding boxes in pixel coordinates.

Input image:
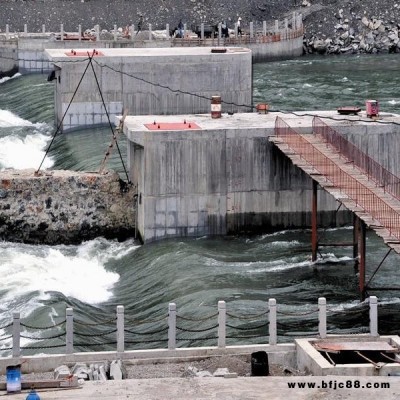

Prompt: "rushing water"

[1,54,400,354]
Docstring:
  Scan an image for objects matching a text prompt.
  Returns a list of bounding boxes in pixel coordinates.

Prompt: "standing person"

[136,14,143,36]
[237,16,242,36]
[177,19,184,38]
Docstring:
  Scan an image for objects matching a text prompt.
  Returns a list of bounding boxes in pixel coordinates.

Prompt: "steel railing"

[313,116,400,200]
[275,117,400,240]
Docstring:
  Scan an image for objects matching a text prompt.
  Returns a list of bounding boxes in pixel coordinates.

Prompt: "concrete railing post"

[117,305,124,353]
[218,301,226,348]
[168,303,176,350]
[66,307,74,354]
[234,23,238,38]
[114,24,117,41]
[268,298,277,345]
[96,25,100,41]
[318,297,327,338]
[24,24,27,34]
[130,25,134,41]
[262,21,267,36]
[12,312,20,358]
[78,24,82,41]
[250,22,254,38]
[166,24,170,39]
[60,23,64,41]
[42,24,46,34]
[369,296,378,336]
[200,23,204,40]
[149,24,152,41]
[6,24,9,40]
[292,12,297,29]
[275,20,279,34]
[183,23,187,38]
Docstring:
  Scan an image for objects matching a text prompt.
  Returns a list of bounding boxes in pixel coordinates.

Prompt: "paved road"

[3,376,400,399]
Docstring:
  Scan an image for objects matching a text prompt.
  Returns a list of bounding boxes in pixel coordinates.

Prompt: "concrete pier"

[121,111,400,243]
[45,47,252,132]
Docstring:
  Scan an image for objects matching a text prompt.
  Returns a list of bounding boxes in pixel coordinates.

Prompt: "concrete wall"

[46,47,253,132]
[123,113,352,243]
[0,169,136,244]
[0,39,18,76]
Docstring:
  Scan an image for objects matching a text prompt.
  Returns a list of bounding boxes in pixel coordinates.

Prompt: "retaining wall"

[0,169,136,244]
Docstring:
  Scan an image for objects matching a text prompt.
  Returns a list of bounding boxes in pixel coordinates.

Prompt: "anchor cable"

[36,56,91,174]
[87,53,130,183]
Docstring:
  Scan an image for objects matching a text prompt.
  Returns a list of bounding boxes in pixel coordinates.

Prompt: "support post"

[12,312,20,358]
[318,297,327,338]
[117,305,124,353]
[275,20,279,33]
[95,25,100,41]
[201,23,204,40]
[353,214,360,272]
[66,307,74,354]
[24,24,27,34]
[130,25,135,41]
[369,296,378,336]
[42,24,46,34]
[218,301,226,348]
[359,219,367,300]
[6,24,9,40]
[60,24,64,41]
[166,24,170,39]
[268,298,277,345]
[114,24,117,41]
[234,23,238,38]
[183,23,187,38]
[250,22,254,38]
[263,21,267,36]
[78,24,82,41]
[311,180,318,262]
[149,24,152,41]
[168,303,176,350]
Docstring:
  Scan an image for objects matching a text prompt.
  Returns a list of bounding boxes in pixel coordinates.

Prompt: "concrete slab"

[3,376,400,399]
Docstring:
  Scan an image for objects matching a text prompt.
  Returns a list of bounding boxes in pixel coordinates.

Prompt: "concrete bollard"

[60,24,64,41]
[201,23,204,40]
[218,300,226,348]
[250,22,254,38]
[24,24,27,34]
[183,23,187,38]
[268,298,277,345]
[149,24,152,41]
[66,307,74,354]
[114,24,117,41]
[117,305,124,353]
[95,25,100,41]
[262,21,267,36]
[369,296,378,336]
[42,24,46,34]
[234,22,238,38]
[12,312,20,358]
[168,303,176,350]
[318,297,327,338]
[166,23,170,39]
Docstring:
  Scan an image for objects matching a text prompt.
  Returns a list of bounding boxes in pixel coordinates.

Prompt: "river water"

[1,54,400,354]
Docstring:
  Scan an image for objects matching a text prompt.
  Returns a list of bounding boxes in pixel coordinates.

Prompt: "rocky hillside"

[1,0,400,55]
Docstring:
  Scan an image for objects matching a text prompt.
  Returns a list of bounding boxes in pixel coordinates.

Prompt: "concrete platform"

[4,376,400,399]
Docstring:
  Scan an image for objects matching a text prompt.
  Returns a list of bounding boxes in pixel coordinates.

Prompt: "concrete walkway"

[3,376,400,399]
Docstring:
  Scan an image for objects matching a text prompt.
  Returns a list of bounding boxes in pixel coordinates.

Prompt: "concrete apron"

[2,376,400,400]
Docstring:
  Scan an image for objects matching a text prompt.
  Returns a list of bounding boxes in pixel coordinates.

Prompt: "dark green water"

[1,54,400,354]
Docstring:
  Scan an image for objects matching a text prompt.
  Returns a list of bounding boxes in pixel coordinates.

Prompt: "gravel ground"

[0,354,308,383]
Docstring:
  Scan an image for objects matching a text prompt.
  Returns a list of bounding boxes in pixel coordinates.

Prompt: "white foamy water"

[0,240,121,309]
[0,72,21,85]
[0,132,54,170]
[0,109,33,128]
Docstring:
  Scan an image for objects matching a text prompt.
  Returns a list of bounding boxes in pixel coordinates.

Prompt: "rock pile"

[303,1,400,54]
[54,360,127,382]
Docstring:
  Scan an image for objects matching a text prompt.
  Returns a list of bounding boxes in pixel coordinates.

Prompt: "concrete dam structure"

[45,47,252,132]
[121,110,400,243]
